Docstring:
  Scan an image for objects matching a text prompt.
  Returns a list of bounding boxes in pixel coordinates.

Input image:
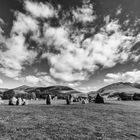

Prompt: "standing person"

[46,94,51,105]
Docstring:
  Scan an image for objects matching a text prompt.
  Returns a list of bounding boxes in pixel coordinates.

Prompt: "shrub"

[119,92,132,101]
[133,93,140,100]
[3,90,15,99]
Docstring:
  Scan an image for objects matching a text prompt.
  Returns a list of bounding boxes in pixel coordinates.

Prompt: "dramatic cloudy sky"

[0,0,140,91]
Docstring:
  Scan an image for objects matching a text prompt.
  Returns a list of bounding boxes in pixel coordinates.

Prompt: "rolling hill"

[92,82,140,98]
[0,88,9,92]
[3,85,85,99]
[14,85,31,91]
[26,85,85,98]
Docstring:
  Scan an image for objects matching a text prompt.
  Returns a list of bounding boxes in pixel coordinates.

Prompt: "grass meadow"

[0,100,140,140]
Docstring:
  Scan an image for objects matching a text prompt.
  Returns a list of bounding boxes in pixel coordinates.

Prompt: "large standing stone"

[95,93,104,103]
[9,97,17,105]
[16,97,23,105]
[66,95,72,105]
[46,94,51,105]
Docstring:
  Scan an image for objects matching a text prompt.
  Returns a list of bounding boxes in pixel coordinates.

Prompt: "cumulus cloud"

[78,86,97,92]
[25,73,80,87]
[0,0,140,86]
[116,6,122,16]
[104,69,140,83]
[0,0,57,82]
[25,74,56,86]
[25,75,40,84]
[0,79,3,85]
[84,20,139,68]
[0,10,39,79]
[42,17,140,82]
[72,1,97,24]
[0,18,4,25]
[0,29,37,79]
[50,68,88,82]
[0,68,20,79]
[25,1,57,18]
[11,12,39,34]
[67,82,81,88]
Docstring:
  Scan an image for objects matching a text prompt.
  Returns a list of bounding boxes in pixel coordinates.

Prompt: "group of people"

[9,97,28,105]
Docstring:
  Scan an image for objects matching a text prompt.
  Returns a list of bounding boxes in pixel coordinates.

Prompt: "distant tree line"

[2,89,56,100]
[2,90,36,100]
[118,92,140,101]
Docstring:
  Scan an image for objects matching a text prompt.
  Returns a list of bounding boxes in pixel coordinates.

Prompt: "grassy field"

[0,100,140,140]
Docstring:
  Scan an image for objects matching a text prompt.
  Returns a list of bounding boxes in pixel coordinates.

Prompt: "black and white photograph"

[0,0,140,139]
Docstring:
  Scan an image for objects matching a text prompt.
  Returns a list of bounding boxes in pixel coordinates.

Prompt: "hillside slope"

[27,85,84,97]
[97,82,140,97]
[3,85,85,99]
[14,85,31,91]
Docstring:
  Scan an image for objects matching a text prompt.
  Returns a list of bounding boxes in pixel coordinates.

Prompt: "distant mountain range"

[2,82,140,99]
[0,88,9,92]
[89,82,140,98]
[2,85,86,99]
[14,85,31,91]
[26,85,83,96]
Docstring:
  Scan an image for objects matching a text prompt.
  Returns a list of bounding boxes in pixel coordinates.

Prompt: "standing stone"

[95,93,104,103]
[16,97,22,105]
[46,94,51,105]
[66,94,72,105]
[9,97,17,105]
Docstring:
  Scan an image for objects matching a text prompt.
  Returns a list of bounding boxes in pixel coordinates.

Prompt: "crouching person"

[46,94,51,105]
[9,97,17,105]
